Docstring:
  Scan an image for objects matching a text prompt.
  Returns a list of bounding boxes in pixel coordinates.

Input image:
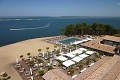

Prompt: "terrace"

[13,35,120,80]
[13,44,105,80]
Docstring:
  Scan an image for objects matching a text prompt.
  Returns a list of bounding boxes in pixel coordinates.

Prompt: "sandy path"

[0,37,56,80]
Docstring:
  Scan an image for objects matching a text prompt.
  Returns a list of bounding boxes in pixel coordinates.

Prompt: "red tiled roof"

[81,36,118,54]
[102,35,120,43]
[42,69,72,80]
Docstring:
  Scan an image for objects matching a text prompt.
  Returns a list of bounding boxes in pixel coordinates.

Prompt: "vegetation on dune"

[60,22,120,36]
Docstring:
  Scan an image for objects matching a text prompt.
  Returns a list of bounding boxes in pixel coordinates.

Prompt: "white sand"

[0,37,57,80]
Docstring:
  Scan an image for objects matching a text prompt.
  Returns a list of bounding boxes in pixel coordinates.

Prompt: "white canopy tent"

[82,39,89,42]
[72,50,83,55]
[57,56,68,61]
[79,54,89,58]
[62,60,75,67]
[63,53,75,58]
[87,38,93,41]
[72,41,84,45]
[78,48,87,51]
[86,51,94,55]
[72,56,83,62]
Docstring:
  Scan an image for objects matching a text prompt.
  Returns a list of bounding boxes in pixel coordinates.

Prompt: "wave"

[10,22,52,31]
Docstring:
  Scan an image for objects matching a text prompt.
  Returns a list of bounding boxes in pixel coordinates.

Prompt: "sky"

[0,0,120,17]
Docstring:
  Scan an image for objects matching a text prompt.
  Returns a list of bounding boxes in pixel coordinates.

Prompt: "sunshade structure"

[42,69,72,80]
[72,56,83,62]
[57,56,68,61]
[62,60,75,67]
[82,39,89,42]
[87,38,93,41]
[78,48,87,51]
[86,51,94,55]
[63,53,75,58]
[72,50,83,55]
[79,54,89,58]
[72,41,84,45]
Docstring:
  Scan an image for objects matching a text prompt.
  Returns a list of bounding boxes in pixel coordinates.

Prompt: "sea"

[0,16,120,47]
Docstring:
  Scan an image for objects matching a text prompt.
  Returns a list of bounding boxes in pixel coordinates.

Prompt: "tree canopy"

[60,22,120,36]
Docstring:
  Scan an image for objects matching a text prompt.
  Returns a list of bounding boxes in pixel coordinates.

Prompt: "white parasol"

[31,76,33,80]
[30,68,32,75]
[42,51,44,57]
[16,58,19,64]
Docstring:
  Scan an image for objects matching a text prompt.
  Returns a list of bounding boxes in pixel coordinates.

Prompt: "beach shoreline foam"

[0,36,56,80]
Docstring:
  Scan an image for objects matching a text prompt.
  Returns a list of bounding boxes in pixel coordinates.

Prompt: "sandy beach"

[0,37,56,80]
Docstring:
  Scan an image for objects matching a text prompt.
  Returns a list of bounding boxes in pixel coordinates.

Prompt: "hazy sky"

[0,0,120,17]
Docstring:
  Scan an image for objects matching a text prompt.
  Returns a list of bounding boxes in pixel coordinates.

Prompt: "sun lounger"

[88,63,94,67]
[80,68,86,73]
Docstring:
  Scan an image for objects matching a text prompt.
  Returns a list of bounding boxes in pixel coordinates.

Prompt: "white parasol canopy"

[62,60,75,67]
[16,58,19,64]
[30,68,32,75]
[31,76,33,80]
[42,51,44,57]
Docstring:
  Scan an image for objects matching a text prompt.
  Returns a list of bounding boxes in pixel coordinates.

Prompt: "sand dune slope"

[0,37,55,80]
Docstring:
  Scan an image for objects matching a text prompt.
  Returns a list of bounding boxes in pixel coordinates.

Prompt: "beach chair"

[80,68,86,73]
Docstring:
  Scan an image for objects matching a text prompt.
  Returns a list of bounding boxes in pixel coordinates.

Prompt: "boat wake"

[10,22,52,31]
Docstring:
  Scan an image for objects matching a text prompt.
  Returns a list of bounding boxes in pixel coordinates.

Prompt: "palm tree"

[56,50,60,56]
[39,70,44,79]
[75,53,79,56]
[94,54,101,59]
[73,44,78,50]
[68,66,75,76]
[39,70,44,76]
[78,61,84,70]
[20,55,24,60]
[82,50,86,54]
[86,58,91,66]
[2,73,8,80]
[46,47,49,52]
[98,51,104,56]
[38,49,42,55]
[27,53,31,58]
[58,60,63,67]
[48,65,53,71]
[63,48,68,53]
[68,57,72,60]
[38,58,43,63]
[92,58,96,62]
[54,45,57,51]
[28,61,34,66]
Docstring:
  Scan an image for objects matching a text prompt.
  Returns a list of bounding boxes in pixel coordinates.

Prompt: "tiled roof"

[74,56,111,80]
[102,35,120,43]
[42,69,72,80]
[75,55,120,80]
[81,37,115,54]
[84,55,120,80]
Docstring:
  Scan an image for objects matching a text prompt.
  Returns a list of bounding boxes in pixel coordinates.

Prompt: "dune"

[0,37,56,80]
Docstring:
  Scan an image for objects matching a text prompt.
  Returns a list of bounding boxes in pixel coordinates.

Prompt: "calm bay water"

[0,17,120,46]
